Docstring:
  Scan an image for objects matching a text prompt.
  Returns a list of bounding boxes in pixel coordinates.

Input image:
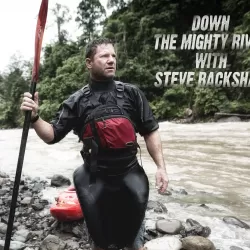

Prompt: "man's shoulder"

[63,85,88,109]
[114,80,140,92]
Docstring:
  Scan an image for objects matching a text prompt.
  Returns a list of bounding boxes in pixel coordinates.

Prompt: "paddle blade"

[32,0,49,83]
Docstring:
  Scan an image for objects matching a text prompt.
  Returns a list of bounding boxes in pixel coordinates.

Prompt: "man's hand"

[20,92,39,118]
[155,168,169,194]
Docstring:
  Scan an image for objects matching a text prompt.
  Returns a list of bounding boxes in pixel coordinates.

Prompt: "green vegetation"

[1,0,250,128]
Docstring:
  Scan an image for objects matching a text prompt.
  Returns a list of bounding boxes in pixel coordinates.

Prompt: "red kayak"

[50,186,84,221]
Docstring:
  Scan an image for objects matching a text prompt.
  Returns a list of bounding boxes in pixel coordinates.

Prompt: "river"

[0,121,250,250]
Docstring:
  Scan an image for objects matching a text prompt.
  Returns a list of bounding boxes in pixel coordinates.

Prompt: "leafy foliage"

[0,0,250,128]
[0,65,29,128]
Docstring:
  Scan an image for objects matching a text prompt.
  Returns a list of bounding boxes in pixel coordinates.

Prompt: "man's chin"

[92,71,115,80]
[104,73,115,79]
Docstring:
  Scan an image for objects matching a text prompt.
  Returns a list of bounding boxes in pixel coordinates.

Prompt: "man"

[20,38,168,250]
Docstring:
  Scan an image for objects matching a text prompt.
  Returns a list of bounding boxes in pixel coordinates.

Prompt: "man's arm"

[143,129,166,170]
[20,92,54,143]
[32,117,54,143]
[20,91,78,144]
[144,129,169,193]
[131,85,169,193]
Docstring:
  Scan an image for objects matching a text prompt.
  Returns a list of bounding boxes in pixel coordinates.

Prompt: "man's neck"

[89,77,115,91]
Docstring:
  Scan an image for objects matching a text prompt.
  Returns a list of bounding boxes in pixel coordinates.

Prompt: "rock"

[230,247,244,250]
[31,203,45,211]
[201,227,211,238]
[181,236,216,250]
[184,108,193,117]
[179,189,188,195]
[147,201,167,213]
[144,236,182,250]
[0,240,26,250]
[39,199,49,206]
[161,190,172,196]
[20,186,29,192]
[0,178,8,186]
[65,240,79,249]
[0,172,9,178]
[39,235,66,250]
[0,188,9,196]
[0,210,5,216]
[146,229,159,238]
[23,192,33,197]
[72,226,84,238]
[32,177,41,182]
[186,219,202,227]
[144,233,153,242]
[0,223,7,234]
[13,229,32,243]
[156,219,183,234]
[32,183,44,193]
[51,175,71,187]
[50,221,59,230]
[1,217,8,224]
[6,197,13,206]
[217,116,241,123]
[60,222,73,234]
[171,188,188,195]
[200,204,209,209]
[147,201,159,210]
[145,220,156,231]
[223,216,250,229]
[14,222,20,229]
[32,230,44,239]
[21,197,34,206]
[182,225,211,238]
[182,218,211,238]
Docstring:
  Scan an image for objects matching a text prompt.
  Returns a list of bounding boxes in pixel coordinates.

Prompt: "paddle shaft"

[4,82,37,250]
[4,1,48,247]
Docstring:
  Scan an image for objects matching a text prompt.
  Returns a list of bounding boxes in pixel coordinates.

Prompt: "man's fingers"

[20,106,33,111]
[23,92,32,98]
[22,100,36,109]
[20,100,37,113]
[22,101,35,107]
[155,177,162,189]
[161,180,168,193]
[20,105,32,111]
[34,92,39,104]
[156,176,168,193]
[23,97,34,103]
[155,171,169,193]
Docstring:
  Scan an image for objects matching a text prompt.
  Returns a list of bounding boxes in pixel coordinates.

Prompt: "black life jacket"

[78,81,140,175]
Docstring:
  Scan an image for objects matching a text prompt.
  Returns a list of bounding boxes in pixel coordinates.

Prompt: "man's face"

[87,43,116,80]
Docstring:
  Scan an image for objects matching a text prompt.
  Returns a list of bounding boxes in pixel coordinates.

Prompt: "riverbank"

[0,113,249,130]
[0,171,249,250]
[165,114,250,124]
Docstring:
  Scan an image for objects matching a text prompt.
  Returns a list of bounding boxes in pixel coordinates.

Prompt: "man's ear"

[85,58,92,69]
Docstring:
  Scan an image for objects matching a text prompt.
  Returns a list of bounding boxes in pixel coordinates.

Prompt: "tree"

[75,0,106,43]
[51,3,72,44]
[107,0,127,10]
[0,57,29,128]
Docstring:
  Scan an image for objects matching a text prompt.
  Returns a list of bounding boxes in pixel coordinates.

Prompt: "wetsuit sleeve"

[47,99,78,144]
[133,87,159,136]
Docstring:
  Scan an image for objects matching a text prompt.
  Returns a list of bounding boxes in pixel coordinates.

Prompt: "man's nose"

[107,55,115,63]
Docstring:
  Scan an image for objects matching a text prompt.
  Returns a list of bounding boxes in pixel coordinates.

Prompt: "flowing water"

[0,121,250,249]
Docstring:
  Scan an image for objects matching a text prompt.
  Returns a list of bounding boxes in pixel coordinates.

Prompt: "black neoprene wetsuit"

[48,78,159,249]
